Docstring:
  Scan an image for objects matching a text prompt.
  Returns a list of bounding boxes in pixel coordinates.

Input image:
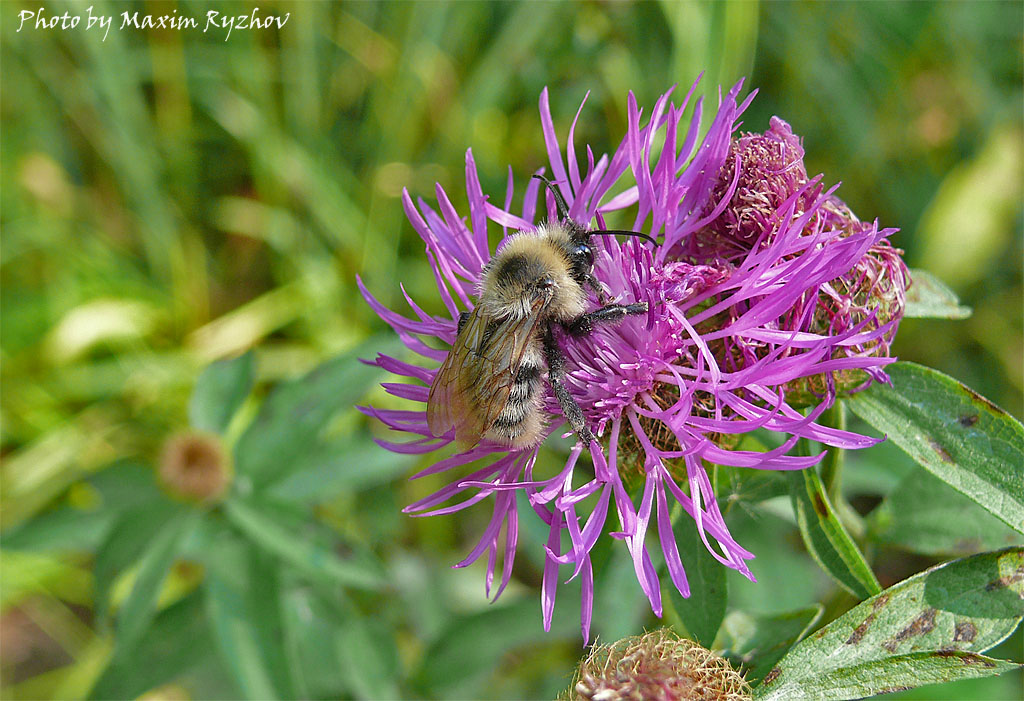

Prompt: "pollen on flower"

[159,431,231,503]
[563,629,752,701]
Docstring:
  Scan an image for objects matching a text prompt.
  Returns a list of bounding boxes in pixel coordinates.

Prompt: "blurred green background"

[2,1,1021,699]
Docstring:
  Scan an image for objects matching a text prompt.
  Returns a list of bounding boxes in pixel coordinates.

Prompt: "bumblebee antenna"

[590,229,658,247]
[532,174,572,222]
[531,174,657,246]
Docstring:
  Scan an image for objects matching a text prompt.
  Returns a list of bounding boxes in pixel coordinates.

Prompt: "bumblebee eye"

[572,243,594,268]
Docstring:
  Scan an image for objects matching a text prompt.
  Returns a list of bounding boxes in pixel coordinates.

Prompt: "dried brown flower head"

[564,629,751,701]
[159,431,231,503]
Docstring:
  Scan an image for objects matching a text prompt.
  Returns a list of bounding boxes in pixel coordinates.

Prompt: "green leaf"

[665,509,728,647]
[233,337,396,488]
[787,467,881,599]
[2,504,115,554]
[90,592,215,700]
[4,461,170,555]
[205,538,296,700]
[189,350,255,434]
[279,585,351,699]
[89,461,167,509]
[413,596,578,698]
[115,508,197,654]
[904,269,972,319]
[267,437,413,502]
[338,615,401,701]
[279,579,402,701]
[847,362,1024,534]
[94,500,183,626]
[765,652,1019,699]
[753,547,1024,701]
[224,496,384,590]
[869,468,1024,557]
[392,551,457,646]
[720,606,824,684]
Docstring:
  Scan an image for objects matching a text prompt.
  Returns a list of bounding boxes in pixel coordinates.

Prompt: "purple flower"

[682,116,811,262]
[675,117,911,404]
[359,79,902,642]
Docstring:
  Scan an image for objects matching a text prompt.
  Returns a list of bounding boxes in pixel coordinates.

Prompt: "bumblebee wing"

[462,301,549,441]
[427,308,487,441]
[427,300,547,447]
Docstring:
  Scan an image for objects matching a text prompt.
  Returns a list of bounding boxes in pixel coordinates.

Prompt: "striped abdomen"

[485,351,546,448]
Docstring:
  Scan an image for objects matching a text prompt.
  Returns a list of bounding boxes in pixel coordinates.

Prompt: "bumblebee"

[427,176,653,449]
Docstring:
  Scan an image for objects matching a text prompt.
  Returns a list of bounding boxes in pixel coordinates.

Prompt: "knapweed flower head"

[678,116,910,404]
[685,116,811,262]
[359,77,906,641]
[564,628,751,701]
[159,431,231,503]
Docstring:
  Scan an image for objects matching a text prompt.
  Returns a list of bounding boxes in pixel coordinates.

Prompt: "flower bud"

[159,431,231,503]
[682,116,910,406]
[565,629,751,701]
[690,117,812,261]
[786,216,910,406]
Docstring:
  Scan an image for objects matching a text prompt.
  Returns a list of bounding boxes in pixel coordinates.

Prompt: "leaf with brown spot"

[960,414,979,428]
[752,548,1024,701]
[953,621,978,643]
[812,492,829,517]
[882,608,937,653]
[848,362,1024,535]
[719,606,824,684]
[753,652,1019,701]
[844,612,875,646]
[986,570,1024,593]
[927,438,954,463]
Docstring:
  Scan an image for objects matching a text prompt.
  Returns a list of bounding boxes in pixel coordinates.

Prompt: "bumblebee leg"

[584,272,609,304]
[457,311,471,334]
[543,325,595,445]
[564,302,649,338]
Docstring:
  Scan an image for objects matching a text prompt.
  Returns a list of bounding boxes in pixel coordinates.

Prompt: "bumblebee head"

[532,175,656,288]
[565,225,597,284]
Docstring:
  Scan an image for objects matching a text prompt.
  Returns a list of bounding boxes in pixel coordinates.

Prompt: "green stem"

[820,401,846,501]
[819,401,866,540]
[795,436,812,458]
